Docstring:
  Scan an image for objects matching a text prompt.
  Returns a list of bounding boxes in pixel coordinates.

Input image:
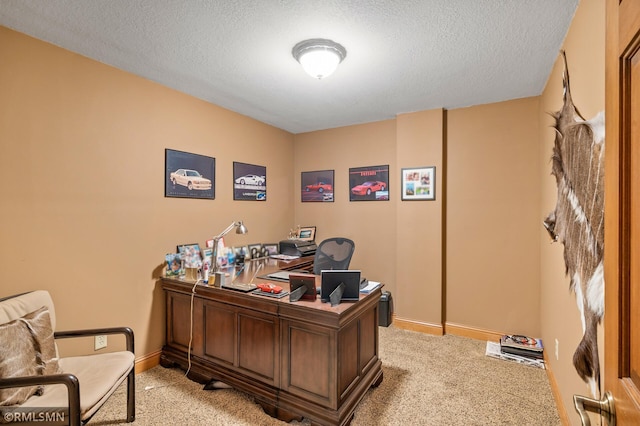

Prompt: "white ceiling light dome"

[292,38,347,79]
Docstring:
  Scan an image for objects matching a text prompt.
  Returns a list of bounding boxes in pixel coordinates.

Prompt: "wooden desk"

[160,257,383,426]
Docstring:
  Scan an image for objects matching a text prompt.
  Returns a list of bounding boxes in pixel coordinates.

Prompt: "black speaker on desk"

[378,291,393,327]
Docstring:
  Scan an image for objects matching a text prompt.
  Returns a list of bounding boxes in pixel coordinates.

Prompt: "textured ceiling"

[0,0,578,134]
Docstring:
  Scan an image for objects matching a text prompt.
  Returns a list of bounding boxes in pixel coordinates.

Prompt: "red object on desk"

[257,283,283,294]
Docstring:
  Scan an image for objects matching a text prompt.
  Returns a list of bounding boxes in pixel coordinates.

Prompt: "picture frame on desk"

[297,226,316,242]
[301,170,334,202]
[233,162,266,201]
[165,253,183,277]
[177,243,202,268]
[401,166,435,201]
[349,165,389,201]
[263,243,279,256]
[248,244,263,259]
[164,148,215,200]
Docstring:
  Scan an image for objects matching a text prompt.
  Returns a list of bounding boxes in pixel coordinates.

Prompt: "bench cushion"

[21,351,134,420]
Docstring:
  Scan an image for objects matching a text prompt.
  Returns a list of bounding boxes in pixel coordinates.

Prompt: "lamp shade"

[292,39,346,79]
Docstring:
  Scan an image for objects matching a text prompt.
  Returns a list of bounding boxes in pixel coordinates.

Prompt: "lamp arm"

[214,221,237,240]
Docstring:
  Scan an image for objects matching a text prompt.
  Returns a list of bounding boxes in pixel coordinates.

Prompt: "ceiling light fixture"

[292,38,347,79]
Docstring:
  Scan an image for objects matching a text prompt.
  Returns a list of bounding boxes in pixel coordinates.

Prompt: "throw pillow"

[0,319,40,406]
[21,307,61,376]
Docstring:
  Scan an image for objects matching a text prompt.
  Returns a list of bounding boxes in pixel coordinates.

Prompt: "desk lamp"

[211,221,248,275]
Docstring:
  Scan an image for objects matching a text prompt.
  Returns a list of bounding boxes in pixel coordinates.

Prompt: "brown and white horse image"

[544,51,604,398]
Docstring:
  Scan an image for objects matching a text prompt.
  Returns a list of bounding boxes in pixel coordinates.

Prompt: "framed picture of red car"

[165,149,215,199]
[301,170,334,202]
[233,162,266,201]
[349,165,389,201]
[401,166,435,200]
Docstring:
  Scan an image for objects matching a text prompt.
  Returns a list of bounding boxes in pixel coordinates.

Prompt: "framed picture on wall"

[301,170,334,202]
[233,162,266,201]
[401,166,436,201]
[165,149,215,199]
[349,165,389,201]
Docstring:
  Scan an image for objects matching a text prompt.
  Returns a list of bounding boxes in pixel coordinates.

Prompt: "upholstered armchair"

[0,290,135,425]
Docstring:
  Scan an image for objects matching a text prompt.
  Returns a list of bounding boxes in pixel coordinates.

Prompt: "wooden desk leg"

[256,400,303,423]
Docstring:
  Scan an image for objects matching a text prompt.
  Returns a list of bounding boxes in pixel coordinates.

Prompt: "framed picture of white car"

[233,162,266,201]
[165,149,215,199]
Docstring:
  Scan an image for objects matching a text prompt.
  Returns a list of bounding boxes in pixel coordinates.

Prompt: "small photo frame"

[297,226,316,242]
[202,248,213,269]
[263,243,279,256]
[401,166,435,201]
[165,149,215,199]
[301,170,334,202]
[248,244,263,259]
[177,243,202,268]
[349,165,390,201]
[165,253,183,277]
[233,162,266,201]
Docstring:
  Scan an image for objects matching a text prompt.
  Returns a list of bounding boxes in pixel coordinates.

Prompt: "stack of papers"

[360,281,381,293]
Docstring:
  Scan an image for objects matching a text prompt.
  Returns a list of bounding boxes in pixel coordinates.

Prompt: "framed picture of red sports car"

[301,170,334,202]
[401,166,435,201]
[349,165,389,201]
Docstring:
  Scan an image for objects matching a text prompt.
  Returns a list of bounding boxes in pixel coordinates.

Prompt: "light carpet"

[90,326,560,425]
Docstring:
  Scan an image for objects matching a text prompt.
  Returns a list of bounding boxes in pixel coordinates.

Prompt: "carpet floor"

[90,326,560,425]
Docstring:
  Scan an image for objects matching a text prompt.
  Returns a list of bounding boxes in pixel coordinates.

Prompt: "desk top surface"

[161,256,382,314]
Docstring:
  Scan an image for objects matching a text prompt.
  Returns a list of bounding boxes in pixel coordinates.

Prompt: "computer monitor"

[320,270,361,303]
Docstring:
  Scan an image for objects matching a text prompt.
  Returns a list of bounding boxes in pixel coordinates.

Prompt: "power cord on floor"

[185,279,201,377]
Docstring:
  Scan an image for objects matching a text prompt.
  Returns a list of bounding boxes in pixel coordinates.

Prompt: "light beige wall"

[0,27,295,357]
[292,121,398,293]
[447,98,542,337]
[539,0,605,423]
[395,110,444,326]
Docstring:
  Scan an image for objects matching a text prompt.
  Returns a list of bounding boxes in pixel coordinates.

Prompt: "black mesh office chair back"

[313,237,356,275]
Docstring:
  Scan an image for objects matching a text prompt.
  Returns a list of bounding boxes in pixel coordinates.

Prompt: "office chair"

[313,237,356,275]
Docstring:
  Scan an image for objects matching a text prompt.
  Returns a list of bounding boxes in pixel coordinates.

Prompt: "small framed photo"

[165,149,215,199]
[401,166,435,201]
[297,226,316,242]
[248,244,263,259]
[233,162,266,201]
[202,248,213,270]
[165,253,183,277]
[234,246,248,261]
[263,243,279,256]
[177,243,202,268]
[349,165,389,201]
[301,170,334,202]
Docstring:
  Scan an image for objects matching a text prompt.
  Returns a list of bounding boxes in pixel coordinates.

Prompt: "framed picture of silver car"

[165,149,215,199]
[349,165,389,201]
[401,166,435,201]
[233,162,266,201]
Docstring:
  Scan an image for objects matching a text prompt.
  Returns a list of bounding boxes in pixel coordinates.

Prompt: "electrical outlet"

[555,338,559,360]
[95,335,107,351]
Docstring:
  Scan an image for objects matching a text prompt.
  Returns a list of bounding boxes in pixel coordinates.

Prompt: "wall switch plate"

[555,338,559,360]
[95,335,107,351]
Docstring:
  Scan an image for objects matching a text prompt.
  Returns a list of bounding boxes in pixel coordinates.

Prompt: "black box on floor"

[378,291,393,327]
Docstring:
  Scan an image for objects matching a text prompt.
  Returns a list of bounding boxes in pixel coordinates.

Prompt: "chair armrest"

[0,374,81,424]
[55,327,134,353]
